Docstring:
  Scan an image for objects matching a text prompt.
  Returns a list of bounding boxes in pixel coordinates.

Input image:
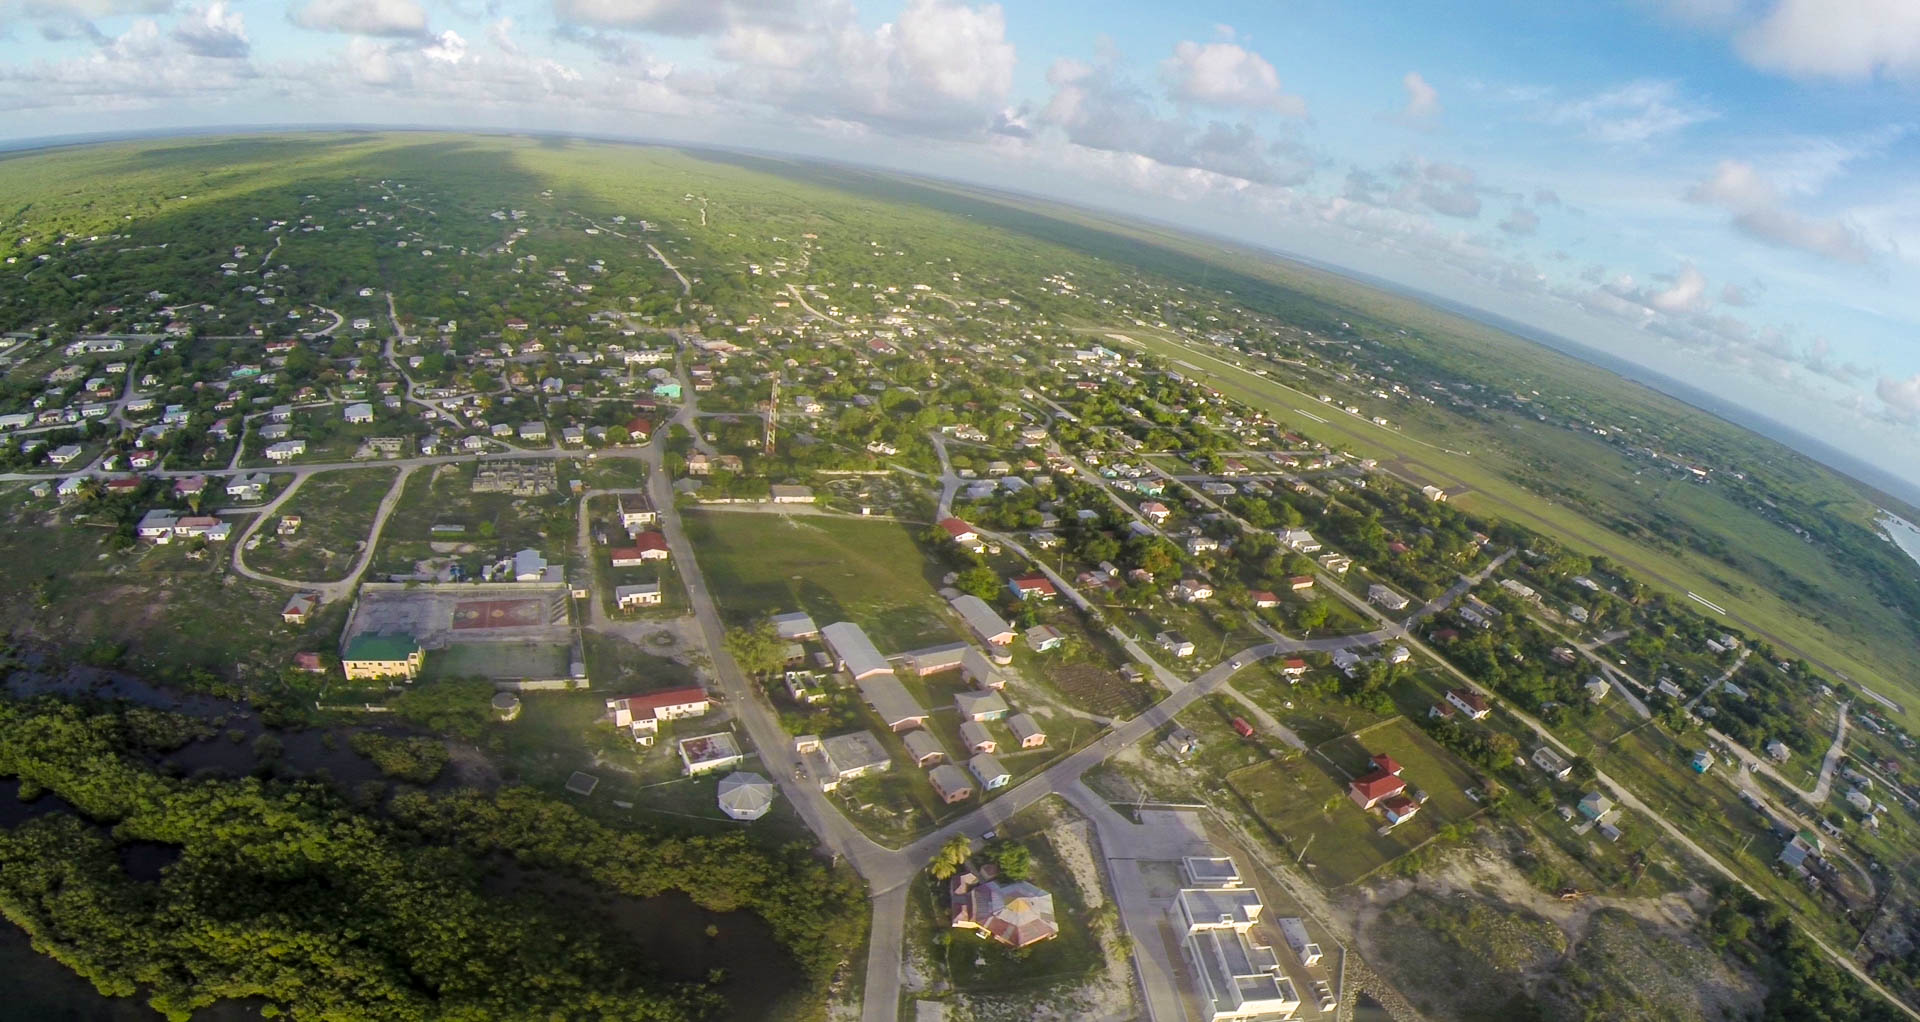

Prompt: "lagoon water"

[1880,511,1920,572]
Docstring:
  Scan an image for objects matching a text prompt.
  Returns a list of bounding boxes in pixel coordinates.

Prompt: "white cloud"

[1499,206,1539,235]
[1686,160,1873,263]
[1737,0,1920,80]
[421,29,465,64]
[1648,265,1709,312]
[1545,79,1715,144]
[171,0,246,58]
[549,0,756,36]
[1160,40,1305,114]
[1040,54,1315,186]
[701,0,1013,134]
[0,15,256,111]
[292,0,427,37]
[1878,374,1920,419]
[1400,71,1440,118]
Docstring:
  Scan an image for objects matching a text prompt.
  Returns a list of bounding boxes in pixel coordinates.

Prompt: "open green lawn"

[683,510,959,651]
[246,468,397,581]
[1115,328,1920,730]
[1321,717,1486,821]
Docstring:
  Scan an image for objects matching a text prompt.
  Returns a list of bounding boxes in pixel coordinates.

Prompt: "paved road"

[1711,702,1850,805]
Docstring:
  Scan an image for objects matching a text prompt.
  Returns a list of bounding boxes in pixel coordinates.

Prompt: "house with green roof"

[342,633,425,681]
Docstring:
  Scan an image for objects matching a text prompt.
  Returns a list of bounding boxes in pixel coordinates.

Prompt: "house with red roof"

[1445,687,1491,720]
[938,517,980,545]
[1348,753,1407,809]
[1279,658,1309,678]
[607,686,710,735]
[1008,574,1056,600]
[610,532,670,566]
[1250,590,1280,608]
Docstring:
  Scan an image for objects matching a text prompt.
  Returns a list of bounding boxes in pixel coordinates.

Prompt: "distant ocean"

[1879,512,1920,572]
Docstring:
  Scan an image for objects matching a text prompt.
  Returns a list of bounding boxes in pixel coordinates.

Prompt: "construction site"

[341,581,586,688]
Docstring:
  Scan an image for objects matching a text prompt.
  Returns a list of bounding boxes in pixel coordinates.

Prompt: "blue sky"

[3,0,1920,482]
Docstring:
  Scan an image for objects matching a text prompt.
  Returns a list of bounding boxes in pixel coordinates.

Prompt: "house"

[1779,829,1822,874]
[950,873,1056,947]
[938,517,981,546]
[1278,658,1309,679]
[281,592,320,625]
[1024,625,1063,652]
[1445,688,1491,720]
[517,422,548,443]
[959,720,996,754]
[1318,553,1353,575]
[1348,753,1407,809]
[1173,579,1215,603]
[341,633,425,681]
[1141,500,1171,522]
[511,548,550,581]
[1766,739,1791,762]
[903,728,947,767]
[1532,746,1573,779]
[1008,713,1046,749]
[1008,574,1057,600]
[1421,484,1448,502]
[899,642,970,676]
[1287,575,1315,592]
[343,402,375,424]
[172,475,207,499]
[47,444,84,466]
[1157,631,1196,658]
[822,621,894,680]
[618,493,656,528]
[856,673,929,731]
[227,472,271,501]
[951,595,1015,646]
[805,731,893,791]
[1691,750,1715,774]
[264,440,307,462]
[1281,528,1320,553]
[770,610,820,640]
[677,732,744,775]
[615,583,662,609]
[686,452,711,475]
[608,686,710,734]
[716,771,775,821]
[928,763,975,803]
[770,484,815,504]
[1250,590,1280,609]
[969,752,1012,790]
[1584,677,1611,703]
[1381,794,1421,826]
[1368,584,1410,611]
[962,647,1007,690]
[1427,700,1456,722]
[955,690,1009,722]
[1577,792,1614,821]
[610,532,670,564]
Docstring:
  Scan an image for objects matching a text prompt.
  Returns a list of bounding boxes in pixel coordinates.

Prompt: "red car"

[1231,717,1256,738]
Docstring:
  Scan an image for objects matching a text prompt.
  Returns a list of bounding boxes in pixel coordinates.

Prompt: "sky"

[2,0,1919,485]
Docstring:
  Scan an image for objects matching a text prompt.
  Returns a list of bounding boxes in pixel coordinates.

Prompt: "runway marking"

[1686,591,1727,615]
[1293,407,1328,424]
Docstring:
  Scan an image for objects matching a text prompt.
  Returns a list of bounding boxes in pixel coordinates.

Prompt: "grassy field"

[1223,716,1482,887]
[374,462,564,575]
[1114,327,1920,728]
[245,468,398,581]
[682,510,959,651]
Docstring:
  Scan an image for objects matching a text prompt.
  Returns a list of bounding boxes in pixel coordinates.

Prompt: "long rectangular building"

[821,621,893,680]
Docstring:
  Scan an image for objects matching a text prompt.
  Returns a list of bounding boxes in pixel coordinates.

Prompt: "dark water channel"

[3,665,803,1021]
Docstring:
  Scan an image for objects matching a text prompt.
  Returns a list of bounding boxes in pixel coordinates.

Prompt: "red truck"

[1231,717,1256,738]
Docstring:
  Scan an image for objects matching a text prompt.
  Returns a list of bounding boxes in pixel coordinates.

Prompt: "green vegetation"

[348,731,450,783]
[0,699,863,1021]
[684,511,957,650]
[244,468,398,581]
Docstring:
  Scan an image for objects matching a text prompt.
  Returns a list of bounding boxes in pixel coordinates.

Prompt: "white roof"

[822,621,891,678]
[716,771,775,820]
[952,594,1012,639]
